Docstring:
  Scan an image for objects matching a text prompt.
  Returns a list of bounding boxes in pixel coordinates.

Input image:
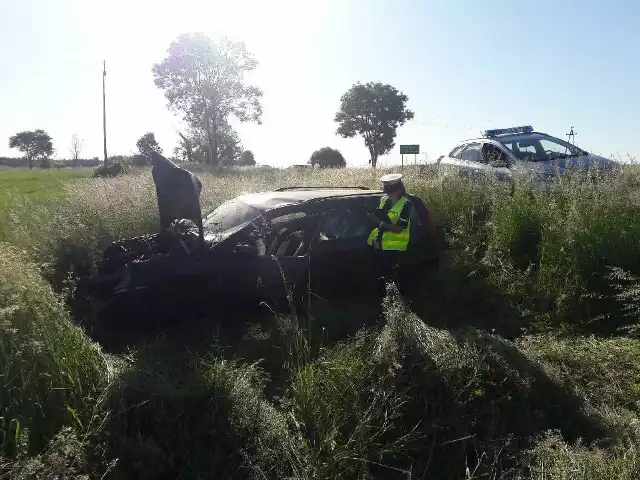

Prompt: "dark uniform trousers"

[374,249,404,299]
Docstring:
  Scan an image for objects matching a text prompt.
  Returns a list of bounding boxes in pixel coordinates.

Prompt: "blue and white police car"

[437,126,616,183]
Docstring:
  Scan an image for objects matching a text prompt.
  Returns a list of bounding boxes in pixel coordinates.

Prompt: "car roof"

[237,188,382,211]
[460,132,551,144]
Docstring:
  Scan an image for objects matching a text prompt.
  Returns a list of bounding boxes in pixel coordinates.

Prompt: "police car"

[437,125,616,183]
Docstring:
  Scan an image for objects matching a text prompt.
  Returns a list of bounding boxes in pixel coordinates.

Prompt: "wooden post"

[103,60,108,164]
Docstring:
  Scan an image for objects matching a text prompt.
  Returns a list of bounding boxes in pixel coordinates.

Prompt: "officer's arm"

[380,201,411,233]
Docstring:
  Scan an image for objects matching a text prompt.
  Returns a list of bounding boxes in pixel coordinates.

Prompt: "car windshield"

[203,198,262,235]
[499,135,587,162]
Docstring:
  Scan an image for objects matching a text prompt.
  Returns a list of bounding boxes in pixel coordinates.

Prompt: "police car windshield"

[499,135,587,162]
[203,198,261,235]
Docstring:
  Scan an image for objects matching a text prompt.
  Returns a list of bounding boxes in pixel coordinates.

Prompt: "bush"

[309,147,347,168]
[93,156,133,177]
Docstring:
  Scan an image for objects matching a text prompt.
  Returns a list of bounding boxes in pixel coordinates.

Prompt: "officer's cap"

[380,173,403,186]
[380,173,404,193]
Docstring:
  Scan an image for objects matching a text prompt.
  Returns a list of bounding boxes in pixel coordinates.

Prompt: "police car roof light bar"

[275,186,370,191]
[484,125,534,137]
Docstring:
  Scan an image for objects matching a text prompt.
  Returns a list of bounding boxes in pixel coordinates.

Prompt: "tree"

[136,132,162,165]
[8,129,54,169]
[69,134,83,167]
[174,124,243,165]
[153,33,262,165]
[335,82,414,168]
[309,147,347,169]
[238,150,256,166]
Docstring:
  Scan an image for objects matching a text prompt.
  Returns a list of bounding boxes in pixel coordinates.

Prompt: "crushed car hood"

[150,152,204,234]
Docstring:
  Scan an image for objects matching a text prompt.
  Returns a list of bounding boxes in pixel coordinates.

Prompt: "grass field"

[1,165,640,479]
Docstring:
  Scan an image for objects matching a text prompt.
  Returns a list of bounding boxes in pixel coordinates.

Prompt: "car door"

[456,142,486,179]
[308,198,379,298]
[204,216,309,311]
[439,143,466,176]
[481,142,514,182]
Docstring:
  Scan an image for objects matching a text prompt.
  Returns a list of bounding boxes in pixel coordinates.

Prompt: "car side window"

[482,143,507,164]
[255,212,307,257]
[319,209,371,241]
[460,143,481,162]
[449,144,465,159]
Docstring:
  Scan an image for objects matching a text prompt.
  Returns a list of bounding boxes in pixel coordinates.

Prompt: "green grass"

[2,166,640,479]
[0,168,92,246]
[0,167,91,198]
[0,245,109,458]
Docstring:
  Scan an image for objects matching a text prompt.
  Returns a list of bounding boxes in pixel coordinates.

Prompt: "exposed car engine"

[99,227,201,275]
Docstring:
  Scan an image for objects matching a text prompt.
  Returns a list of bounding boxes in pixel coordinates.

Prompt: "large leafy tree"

[9,129,54,169]
[309,147,346,168]
[335,82,414,168]
[153,33,262,165]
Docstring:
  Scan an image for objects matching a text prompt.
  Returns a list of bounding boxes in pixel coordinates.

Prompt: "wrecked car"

[83,152,440,322]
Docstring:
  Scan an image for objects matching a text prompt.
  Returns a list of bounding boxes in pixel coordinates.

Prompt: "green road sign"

[400,144,419,155]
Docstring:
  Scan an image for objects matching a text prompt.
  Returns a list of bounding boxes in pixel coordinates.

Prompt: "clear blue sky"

[1,0,638,166]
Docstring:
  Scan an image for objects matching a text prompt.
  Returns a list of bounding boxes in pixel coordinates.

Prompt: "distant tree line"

[4,128,256,170]
[5,130,98,169]
[0,156,101,168]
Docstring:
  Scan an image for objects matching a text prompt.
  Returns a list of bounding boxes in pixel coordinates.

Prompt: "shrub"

[93,157,133,177]
[309,147,347,168]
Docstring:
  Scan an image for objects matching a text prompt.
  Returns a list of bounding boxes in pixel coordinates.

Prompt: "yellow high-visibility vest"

[367,196,411,251]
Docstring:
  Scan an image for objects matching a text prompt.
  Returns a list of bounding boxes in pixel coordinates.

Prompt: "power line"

[566,126,577,145]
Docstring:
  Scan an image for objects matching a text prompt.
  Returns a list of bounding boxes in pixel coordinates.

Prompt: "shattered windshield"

[500,135,587,162]
[203,198,262,235]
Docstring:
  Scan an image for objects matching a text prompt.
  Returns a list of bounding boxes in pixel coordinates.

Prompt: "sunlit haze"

[1,0,639,166]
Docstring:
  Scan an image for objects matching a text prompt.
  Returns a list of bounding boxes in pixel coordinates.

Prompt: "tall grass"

[281,287,640,478]
[102,340,301,479]
[3,165,640,478]
[0,245,109,457]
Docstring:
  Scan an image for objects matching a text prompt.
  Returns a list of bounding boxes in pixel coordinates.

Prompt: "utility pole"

[102,60,108,164]
[566,126,577,145]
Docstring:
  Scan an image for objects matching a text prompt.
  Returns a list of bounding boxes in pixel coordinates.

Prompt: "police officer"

[367,173,412,297]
